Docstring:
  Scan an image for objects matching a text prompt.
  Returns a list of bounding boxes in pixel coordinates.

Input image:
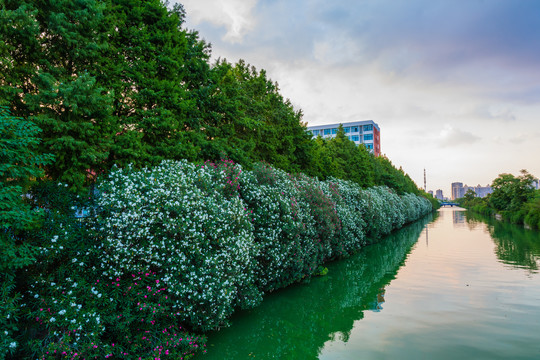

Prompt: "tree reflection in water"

[199,214,435,360]
[466,212,540,273]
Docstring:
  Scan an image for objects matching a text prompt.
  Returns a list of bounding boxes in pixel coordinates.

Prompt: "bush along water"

[13,159,432,359]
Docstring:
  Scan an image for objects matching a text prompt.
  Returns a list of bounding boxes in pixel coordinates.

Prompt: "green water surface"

[198,208,540,359]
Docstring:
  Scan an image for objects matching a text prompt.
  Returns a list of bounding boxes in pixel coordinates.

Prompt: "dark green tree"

[1,0,114,191]
[490,170,535,213]
[102,0,201,168]
[325,125,374,187]
[371,155,418,194]
[0,107,53,357]
[463,188,477,202]
[196,59,315,173]
[1,0,211,188]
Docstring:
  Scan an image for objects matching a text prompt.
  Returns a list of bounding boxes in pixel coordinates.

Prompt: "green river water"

[198,207,540,359]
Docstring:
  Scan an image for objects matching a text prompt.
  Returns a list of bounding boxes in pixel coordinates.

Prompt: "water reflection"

[466,212,540,273]
[452,209,466,225]
[199,215,434,360]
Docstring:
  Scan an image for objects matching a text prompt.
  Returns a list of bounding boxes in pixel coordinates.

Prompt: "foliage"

[0,1,317,188]
[11,159,432,358]
[0,107,52,359]
[460,170,540,228]
[238,163,317,291]
[523,194,540,229]
[490,170,536,215]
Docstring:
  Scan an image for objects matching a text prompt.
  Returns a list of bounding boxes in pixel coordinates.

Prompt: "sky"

[175,0,540,196]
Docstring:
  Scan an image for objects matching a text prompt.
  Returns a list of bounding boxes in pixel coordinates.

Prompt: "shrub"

[14,159,433,358]
[96,161,261,330]
[238,163,317,291]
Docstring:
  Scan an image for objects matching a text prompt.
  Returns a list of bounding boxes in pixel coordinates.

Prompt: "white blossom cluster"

[239,165,318,291]
[96,160,261,330]
[26,275,104,351]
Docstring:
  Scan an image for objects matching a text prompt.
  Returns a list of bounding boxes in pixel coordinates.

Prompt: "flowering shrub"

[14,159,432,358]
[324,178,367,256]
[294,175,342,263]
[96,160,261,330]
[238,164,317,291]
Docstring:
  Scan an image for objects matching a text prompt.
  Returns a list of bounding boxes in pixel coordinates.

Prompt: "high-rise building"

[451,182,492,200]
[435,189,443,200]
[307,120,381,156]
[451,182,464,200]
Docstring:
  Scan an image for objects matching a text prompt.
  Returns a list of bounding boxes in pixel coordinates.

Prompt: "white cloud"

[177,0,540,193]
[438,125,480,147]
[180,0,257,43]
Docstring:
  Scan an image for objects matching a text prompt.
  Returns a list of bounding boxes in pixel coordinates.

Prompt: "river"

[197,207,540,359]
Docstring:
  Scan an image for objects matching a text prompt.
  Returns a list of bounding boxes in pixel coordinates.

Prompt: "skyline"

[176,0,540,195]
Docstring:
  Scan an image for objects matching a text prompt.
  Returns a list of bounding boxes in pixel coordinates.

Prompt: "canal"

[198,207,540,359]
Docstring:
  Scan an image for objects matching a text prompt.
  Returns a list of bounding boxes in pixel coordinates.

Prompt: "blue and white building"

[307,120,381,156]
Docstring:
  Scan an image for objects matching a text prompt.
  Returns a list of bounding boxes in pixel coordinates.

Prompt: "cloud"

[177,0,540,193]
[180,0,257,43]
[438,124,481,147]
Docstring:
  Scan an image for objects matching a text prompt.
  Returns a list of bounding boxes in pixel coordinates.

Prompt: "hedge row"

[12,159,432,359]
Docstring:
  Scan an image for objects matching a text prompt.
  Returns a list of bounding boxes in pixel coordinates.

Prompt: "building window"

[365,143,373,150]
[312,130,319,136]
[324,129,331,135]
[344,127,350,133]
[363,124,373,131]
[352,126,358,132]
[331,128,338,134]
[351,135,359,142]
[364,134,373,141]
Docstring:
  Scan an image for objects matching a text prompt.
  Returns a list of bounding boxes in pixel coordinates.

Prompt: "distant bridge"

[440,202,459,207]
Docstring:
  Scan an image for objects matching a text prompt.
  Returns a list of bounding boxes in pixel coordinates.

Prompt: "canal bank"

[199,207,540,359]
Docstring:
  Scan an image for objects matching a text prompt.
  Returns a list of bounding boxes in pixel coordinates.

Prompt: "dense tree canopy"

[490,170,536,213]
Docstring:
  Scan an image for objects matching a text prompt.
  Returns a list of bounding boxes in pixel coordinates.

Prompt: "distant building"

[473,185,493,198]
[451,182,464,200]
[435,189,444,200]
[307,120,381,156]
[451,182,492,200]
[428,190,434,196]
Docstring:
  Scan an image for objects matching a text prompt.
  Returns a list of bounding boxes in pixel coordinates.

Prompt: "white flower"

[58,310,66,315]
[50,317,56,322]
[9,342,16,349]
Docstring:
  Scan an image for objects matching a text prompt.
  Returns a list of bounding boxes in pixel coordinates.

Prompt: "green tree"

[102,0,201,168]
[371,155,418,194]
[1,0,114,191]
[321,125,374,187]
[0,107,53,358]
[196,59,315,173]
[463,188,477,203]
[490,171,535,213]
[1,0,210,188]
